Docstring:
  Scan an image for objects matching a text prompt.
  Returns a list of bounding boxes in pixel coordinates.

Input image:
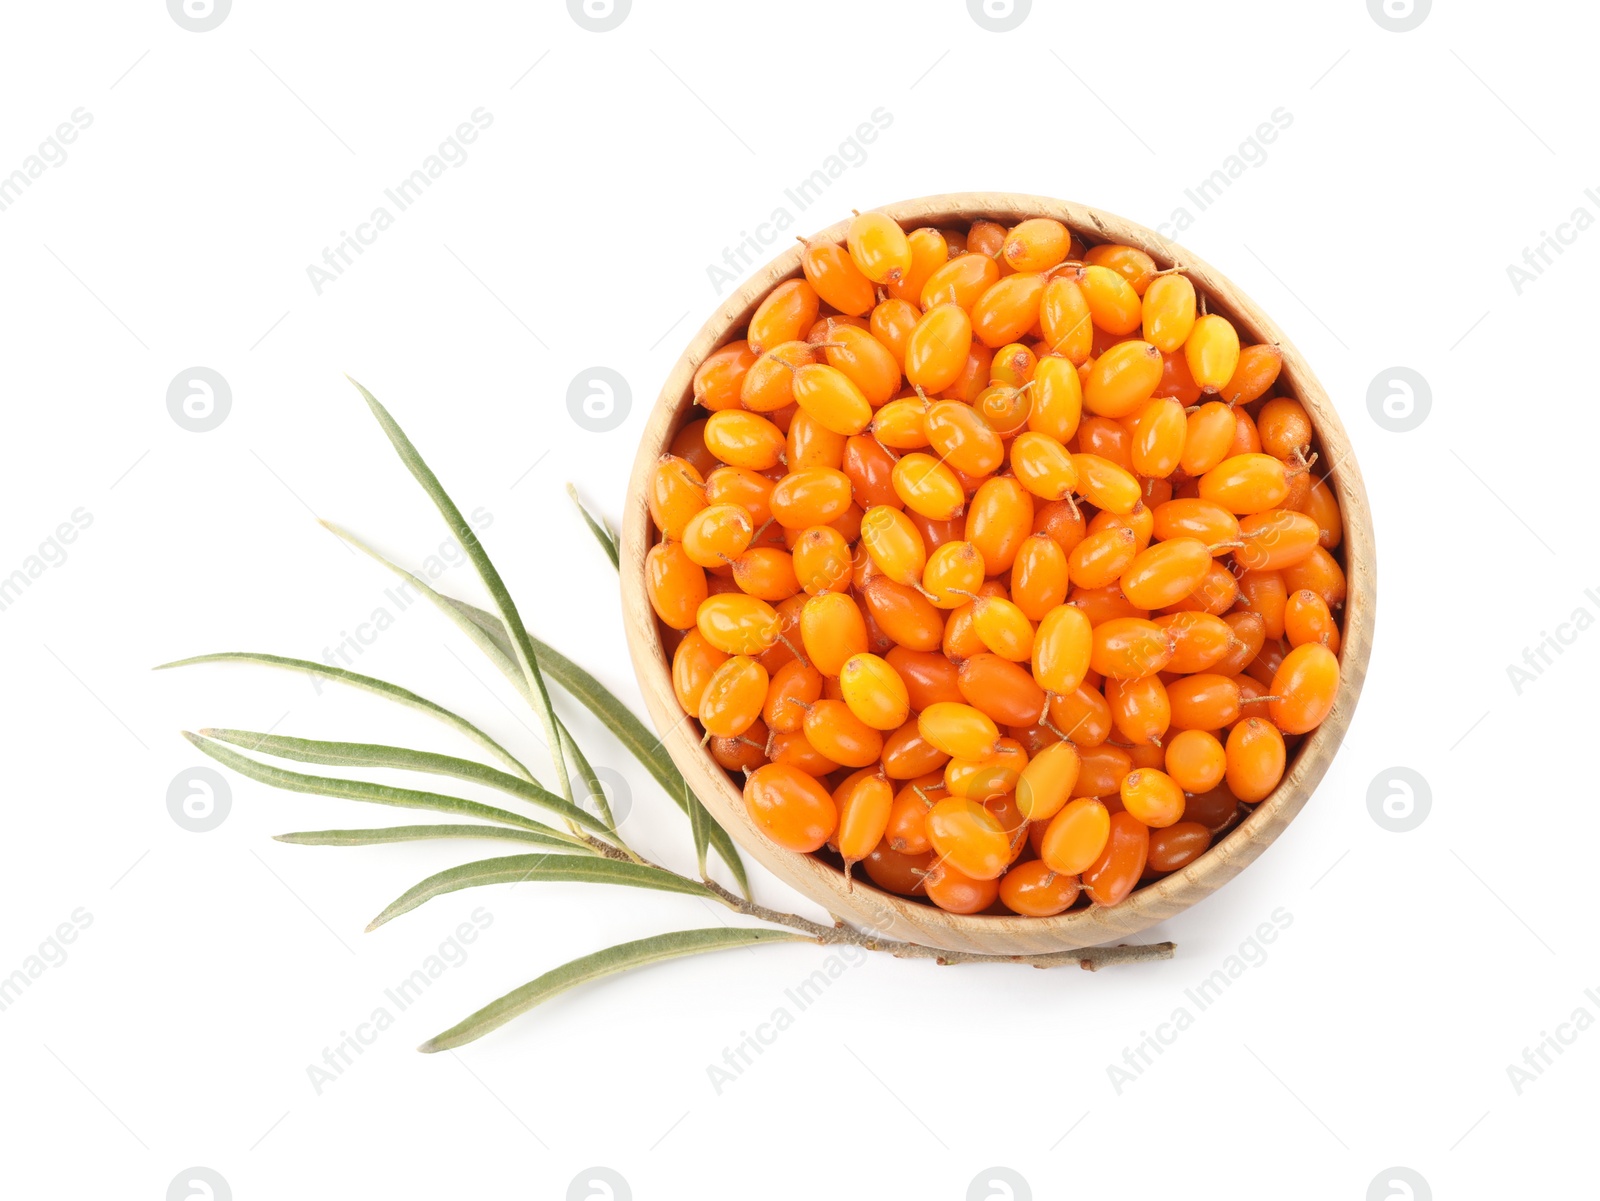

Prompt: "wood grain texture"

[620,193,1375,955]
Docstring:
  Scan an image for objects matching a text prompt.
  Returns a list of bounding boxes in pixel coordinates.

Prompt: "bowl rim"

[620,192,1375,955]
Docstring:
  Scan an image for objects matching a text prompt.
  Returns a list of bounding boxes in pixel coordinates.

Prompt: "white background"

[2,1,1595,1198]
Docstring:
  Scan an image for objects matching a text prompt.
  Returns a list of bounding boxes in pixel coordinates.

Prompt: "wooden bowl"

[621,192,1375,955]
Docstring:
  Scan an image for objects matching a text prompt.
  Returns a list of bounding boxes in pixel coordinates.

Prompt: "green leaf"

[445,596,751,898]
[367,854,712,930]
[155,652,535,782]
[194,727,610,836]
[349,376,574,805]
[184,732,587,845]
[419,927,810,1052]
[567,483,619,570]
[560,719,614,832]
[275,825,594,850]
[685,775,710,881]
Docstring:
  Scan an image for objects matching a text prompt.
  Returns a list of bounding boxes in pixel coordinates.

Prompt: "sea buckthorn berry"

[1040,275,1093,362]
[972,273,1046,348]
[1156,611,1234,673]
[972,596,1035,662]
[838,652,911,731]
[802,698,883,768]
[698,655,768,738]
[1015,738,1082,821]
[926,797,1012,879]
[649,455,707,540]
[709,720,767,772]
[991,342,1038,389]
[905,304,975,392]
[998,859,1080,916]
[883,724,950,783]
[767,729,839,776]
[1131,397,1187,478]
[1008,432,1077,502]
[1225,717,1286,803]
[1299,476,1343,550]
[790,363,873,436]
[1084,243,1158,294]
[1009,533,1069,620]
[1182,785,1240,831]
[1180,401,1238,476]
[697,592,782,656]
[937,344,995,403]
[1164,729,1227,793]
[918,701,1000,760]
[1184,313,1241,392]
[1269,642,1339,734]
[1167,673,1241,730]
[748,279,819,355]
[1041,797,1111,875]
[800,240,876,316]
[922,252,1001,311]
[1084,340,1164,418]
[743,763,837,853]
[704,410,787,471]
[670,419,715,476]
[965,476,1034,575]
[859,505,927,584]
[672,629,728,714]
[1004,218,1071,272]
[958,653,1047,726]
[693,342,760,411]
[1106,674,1171,746]
[923,540,986,607]
[1156,349,1202,404]
[975,384,1031,437]
[870,298,920,364]
[791,526,852,595]
[1077,415,1134,471]
[1285,588,1340,652]
[1091,617,1175,680]
[1074,743,1133,797]
[888,226,950,304]
[1077,264,1142,334]
[731,548,800,601]
[835,772,894,870]
[1235,508,1320,571]
[1152,498,1240,548]
[645,541,708,629]
[824,327,903,408]
[1031,604,1093,694]
[705,466,775,529]
[873,396,932,450]
[922,861,999,914]
[763,659,823,734]
[1141,272,1197,352]
[1119,537,1214,610]
[1147,822,1212,873]
[846,211,913,284]
[1222,343,1283,405]
[681,503,754,568]
[1121,768,1185,828]
[1027,356,1084,442]
[886,647,964,711]
[786,408,848,471]
[1082,810,1150,905]
[967,219,1008,259]
[769,467,854,530]
[1047,682,1111,747]
[1073,582,1146,624]
[1199,452,1291,514]
[740,341,816,412]
[889,451,964,521]
[1070,453,1142,515]
[1282,545,1347,608]
[1069,526,1139,589]
[945,739,1027,801]
[862,840,931,894]
[800,591,868,675]
[1236,569,1288,639]
[926,400,1005,476]
[1034,497,1087,556]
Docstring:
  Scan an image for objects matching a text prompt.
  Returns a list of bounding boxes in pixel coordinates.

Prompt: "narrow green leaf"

[560,720,614,832]
[195,727,610,836]
[444,596,750,898]
[155,652,535,782]
[685,775,710,881]
[349,377,573,805]
[368,854,712,931]
[275,825,594,850]
[567,483,619,570]
[419,927,809,1052]
[184,732,586,845]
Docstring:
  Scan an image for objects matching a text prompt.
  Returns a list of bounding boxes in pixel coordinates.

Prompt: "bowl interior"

[620,193,1374,955]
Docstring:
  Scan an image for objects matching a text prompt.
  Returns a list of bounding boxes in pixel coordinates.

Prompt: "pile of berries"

[645,210,1344,917]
